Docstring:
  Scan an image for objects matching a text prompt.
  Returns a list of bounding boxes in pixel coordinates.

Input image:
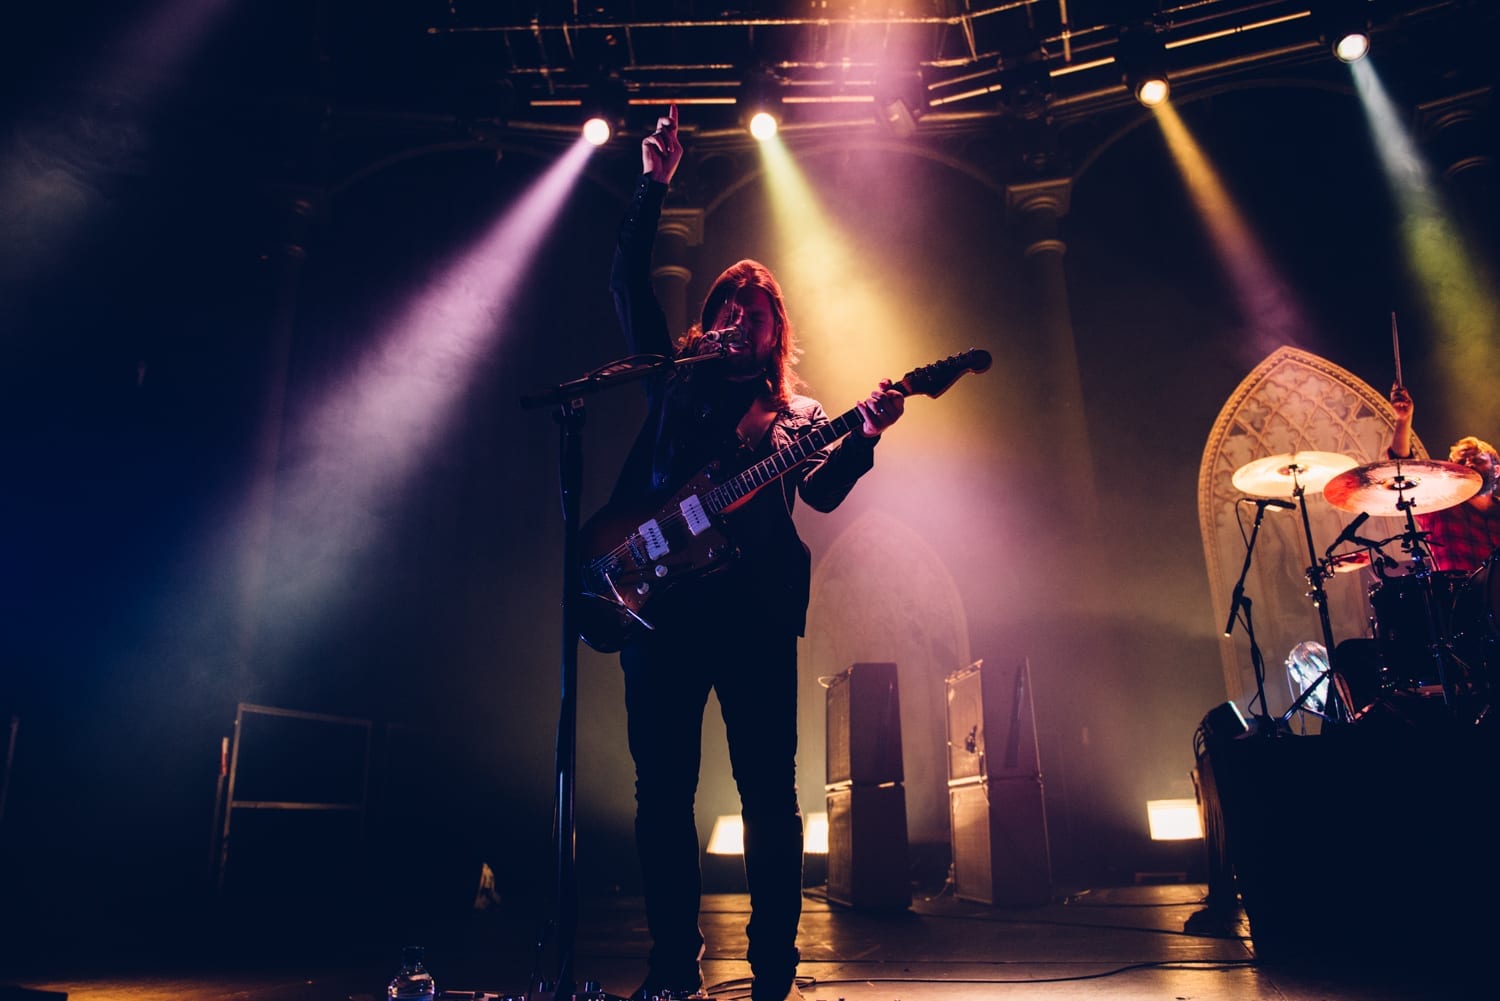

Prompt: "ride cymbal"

[1231,451,1359,498]
[1322,459,1482,516]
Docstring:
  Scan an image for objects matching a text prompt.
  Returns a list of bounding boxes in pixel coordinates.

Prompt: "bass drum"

[1367,571,1466,690]
[1451,552,1500,689]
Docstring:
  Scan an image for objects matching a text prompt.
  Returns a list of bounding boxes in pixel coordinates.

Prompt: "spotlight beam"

[1152,102,1314,357]
[247,139,596,635]
[1350,60,1500,430]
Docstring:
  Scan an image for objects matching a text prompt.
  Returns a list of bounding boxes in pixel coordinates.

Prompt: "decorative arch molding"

[801,509,970,848]
[1198,346,1426,715]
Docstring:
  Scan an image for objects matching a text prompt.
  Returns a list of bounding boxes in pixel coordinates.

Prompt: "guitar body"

[579,464,739,652]
[576,349,992,653]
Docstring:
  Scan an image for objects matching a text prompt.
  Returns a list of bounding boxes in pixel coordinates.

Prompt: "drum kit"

[1229,449,1496,728]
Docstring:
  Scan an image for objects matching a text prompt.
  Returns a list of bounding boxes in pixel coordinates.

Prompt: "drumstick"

[1391,311,1403,387]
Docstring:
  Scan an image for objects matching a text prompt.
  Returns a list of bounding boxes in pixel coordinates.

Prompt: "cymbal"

[1323,459,1482,516]
[1231,451,1359,497]
[1328,550,1371,574]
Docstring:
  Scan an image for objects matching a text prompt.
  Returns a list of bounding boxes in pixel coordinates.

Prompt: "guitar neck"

[703,404,868,515]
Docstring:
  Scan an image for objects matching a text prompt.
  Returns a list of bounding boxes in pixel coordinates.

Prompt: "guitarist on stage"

[610,104,904,1001]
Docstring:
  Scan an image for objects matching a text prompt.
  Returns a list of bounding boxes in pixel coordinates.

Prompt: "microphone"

[702,322,747,348]
[1326,511,1372,554]
[1253,498,1296,510]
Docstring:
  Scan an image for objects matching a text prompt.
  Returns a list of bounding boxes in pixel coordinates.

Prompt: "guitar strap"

[735,397,780,451]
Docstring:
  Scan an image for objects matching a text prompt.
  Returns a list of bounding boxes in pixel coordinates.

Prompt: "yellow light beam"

[1153,101,1314,357]
[1350,59,1500,431]
[755,137,923,403]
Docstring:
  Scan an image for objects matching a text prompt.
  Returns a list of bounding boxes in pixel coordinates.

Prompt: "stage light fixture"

[1334,29,1370,63]
[996,41,1054,122]
[707,815,744,855]
[873,67,926,139]
[580,72,628,146]
[706,812,829,854]
[582,116,613,146]
[749,111,779,141]
[804,812,829,854]
[1134,74,1170,107]
[1147,799,1204,841]
[740,66,784,141]
[1318,0,1373,63]
[1118,23,1170,108]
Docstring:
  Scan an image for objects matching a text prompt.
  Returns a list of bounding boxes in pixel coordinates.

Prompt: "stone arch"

[801,509,970,850]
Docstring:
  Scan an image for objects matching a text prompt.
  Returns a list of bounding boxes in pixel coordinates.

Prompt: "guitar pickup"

[679,494,712,536]
[638,519,669,560]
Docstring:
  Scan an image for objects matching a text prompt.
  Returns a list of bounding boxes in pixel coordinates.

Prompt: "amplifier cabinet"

[825,782,911,909]
[945,659,1040,782]
[947,775,1052,907]
[826,662,904,786]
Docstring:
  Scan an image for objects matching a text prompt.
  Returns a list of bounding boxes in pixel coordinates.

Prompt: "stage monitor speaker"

[825,782,910,909]
[825,662,903,786]
[948,775,1052,907]
[945,658,1040,782]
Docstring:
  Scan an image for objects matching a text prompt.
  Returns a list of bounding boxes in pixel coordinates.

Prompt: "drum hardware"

[1227,452,1362,732]
[1282,640,1359,731]
[1325,457,1482,711]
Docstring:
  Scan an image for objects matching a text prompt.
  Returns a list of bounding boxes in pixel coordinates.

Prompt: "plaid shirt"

[1418,499,1500,573]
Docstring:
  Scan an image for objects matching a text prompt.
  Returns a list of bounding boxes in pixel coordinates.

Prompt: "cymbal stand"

[1391,473,1455,709]
[1284,472,1352,725]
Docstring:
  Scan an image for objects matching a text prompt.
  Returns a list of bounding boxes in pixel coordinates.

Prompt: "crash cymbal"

[1231,451,1359,497]
[1323,459,1482,516]
[1328,550,1372,574]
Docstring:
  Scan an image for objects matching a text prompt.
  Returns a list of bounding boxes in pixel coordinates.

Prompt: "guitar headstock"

[897,349,993,399]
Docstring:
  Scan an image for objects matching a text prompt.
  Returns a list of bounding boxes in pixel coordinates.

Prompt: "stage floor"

[0,882,1477,1001]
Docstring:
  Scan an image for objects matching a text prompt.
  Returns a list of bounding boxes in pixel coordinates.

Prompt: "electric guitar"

[577,349,992,652]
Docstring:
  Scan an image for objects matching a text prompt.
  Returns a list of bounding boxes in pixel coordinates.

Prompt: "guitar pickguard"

[579,468,739,650]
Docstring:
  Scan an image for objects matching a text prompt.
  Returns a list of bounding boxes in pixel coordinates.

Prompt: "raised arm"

[610,105,684,360]
[1388,382,1414,459]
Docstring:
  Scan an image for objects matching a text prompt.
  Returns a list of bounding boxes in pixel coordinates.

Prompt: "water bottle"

[388,945,437,1000]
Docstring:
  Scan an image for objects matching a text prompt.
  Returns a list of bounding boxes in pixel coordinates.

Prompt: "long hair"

[677,259,803,405]
[1450,435,1500,494]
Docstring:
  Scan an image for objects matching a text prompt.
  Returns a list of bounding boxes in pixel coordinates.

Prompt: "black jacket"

[608,174,878,634]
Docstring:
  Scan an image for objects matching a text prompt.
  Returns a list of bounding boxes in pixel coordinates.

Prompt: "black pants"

[621,609,803,995]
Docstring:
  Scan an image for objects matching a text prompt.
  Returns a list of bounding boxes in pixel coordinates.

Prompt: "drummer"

[1388,383,1500,573]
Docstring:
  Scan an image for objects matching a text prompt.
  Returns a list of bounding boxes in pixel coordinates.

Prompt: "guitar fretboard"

[702,406,864,514]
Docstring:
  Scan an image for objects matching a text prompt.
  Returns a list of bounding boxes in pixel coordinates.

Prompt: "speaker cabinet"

[825,783,911,909]
[826,662,903,786]
[945,659,1039,782]
[948,775,1052,906]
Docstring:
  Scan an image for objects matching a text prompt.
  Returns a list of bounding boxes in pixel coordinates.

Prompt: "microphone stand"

[519,347,725,1001]
[1223,498,1281,736]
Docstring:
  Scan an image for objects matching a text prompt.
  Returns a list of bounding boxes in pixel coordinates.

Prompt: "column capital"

[653,264,693,284]
[659,207,705,246]
[1005,176,1073,221]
